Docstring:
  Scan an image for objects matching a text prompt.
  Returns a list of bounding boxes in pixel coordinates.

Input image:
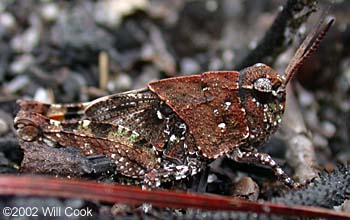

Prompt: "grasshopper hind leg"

[229,148,300,189]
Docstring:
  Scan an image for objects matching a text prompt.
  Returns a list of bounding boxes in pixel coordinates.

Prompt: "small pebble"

[107,73,132,92]
[95,0,148,27]
[298,89,315,107]
[206,0,218,12]
[304,110,319,129]
[222,49,235,68]
[40,3,59,22]
[111,203,132,215]
[334,200,350,212]
[321,121,336,138]
[145,0,180,25]
[208,57,223,70]
[132,65,160,89]
[248,39,258,50]
[340,100,350,112]
[62,73,87,101]
[11,27,40,53]
[287,135,318,182]
[0,12,16,31]
[342,200,350,212]
[9,54,34,74]
[0,118,9,135]
[180,57,200,75]
[231,177,259,201]
[313,133,328,148]
[207,174,218,183]
[34,87,54,104]
[141,43,154,60]
[63,199,84,209]
[3,75,30,94]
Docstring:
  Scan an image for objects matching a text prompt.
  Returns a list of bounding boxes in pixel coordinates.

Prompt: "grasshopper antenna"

[280,16,335,90]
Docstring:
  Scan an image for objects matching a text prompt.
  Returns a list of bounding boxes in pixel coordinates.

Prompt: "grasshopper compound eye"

[253,78,272,93]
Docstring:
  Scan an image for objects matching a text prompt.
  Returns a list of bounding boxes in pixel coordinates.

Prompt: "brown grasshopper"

[14,18,334,188]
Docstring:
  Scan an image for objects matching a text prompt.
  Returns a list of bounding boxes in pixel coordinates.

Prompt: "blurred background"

[0,0,349,192]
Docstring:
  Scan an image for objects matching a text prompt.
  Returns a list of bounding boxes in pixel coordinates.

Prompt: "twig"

[99,51,109,91]
[282,85,318,183]
[0,175,349,219]
[236,0,318,69]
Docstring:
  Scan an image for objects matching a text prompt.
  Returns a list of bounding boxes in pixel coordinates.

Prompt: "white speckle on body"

[218,122,226,129]
[156,110,163,119]
[213,109,220,116]
[223,101,231,110]
[82,120,91,128]
[49,119,61,127]
[169,134,177,142]
[254,63,266,67]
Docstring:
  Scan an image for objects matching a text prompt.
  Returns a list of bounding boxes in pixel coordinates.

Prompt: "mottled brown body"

[14,18,334,188]
[149,65,284,159]
[13,66,290,187]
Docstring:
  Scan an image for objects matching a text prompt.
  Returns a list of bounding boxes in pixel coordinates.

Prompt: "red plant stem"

[0,175,348,219]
